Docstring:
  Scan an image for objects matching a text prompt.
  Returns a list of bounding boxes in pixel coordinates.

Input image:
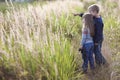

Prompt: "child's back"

[81,13,95,73]
[93,16,104,43]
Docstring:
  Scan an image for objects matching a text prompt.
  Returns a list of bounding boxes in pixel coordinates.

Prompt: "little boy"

[88,4,106,65]
[75,4,106,66]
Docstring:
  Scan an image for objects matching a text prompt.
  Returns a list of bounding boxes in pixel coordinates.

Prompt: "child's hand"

[78,46,83,51]
[73,13,77,16]
[72,13,79,16]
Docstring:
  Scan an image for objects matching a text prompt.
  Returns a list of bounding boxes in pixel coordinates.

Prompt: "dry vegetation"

[0,0,120,80]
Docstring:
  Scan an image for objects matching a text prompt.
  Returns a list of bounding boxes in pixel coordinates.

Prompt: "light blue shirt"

[81,28,93,47]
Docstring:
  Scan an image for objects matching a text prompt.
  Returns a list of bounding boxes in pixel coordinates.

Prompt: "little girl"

[80,13,95,73]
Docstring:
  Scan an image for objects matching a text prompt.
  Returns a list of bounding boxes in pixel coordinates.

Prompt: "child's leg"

[94,41,106,65]
[82,55,88,72]
[82,47,88,72]
[94,45,101,65]
[88,44,95,70]
[99,41,107,64]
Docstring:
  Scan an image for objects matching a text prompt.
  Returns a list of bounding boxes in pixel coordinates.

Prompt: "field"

[0,0,120,80]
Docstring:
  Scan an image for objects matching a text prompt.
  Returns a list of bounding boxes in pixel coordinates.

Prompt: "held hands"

[95,43,98,45]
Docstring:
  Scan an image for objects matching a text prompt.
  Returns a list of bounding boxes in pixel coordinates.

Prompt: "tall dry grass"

[0,1,84,80]
[0,0,120,80]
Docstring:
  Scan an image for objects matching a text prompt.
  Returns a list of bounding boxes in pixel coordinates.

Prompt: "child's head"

[82,13,94,36]
[88,4,100,16]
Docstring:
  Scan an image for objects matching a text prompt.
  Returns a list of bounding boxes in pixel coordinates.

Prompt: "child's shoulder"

[93,15,103,20]
[93,15,103,24]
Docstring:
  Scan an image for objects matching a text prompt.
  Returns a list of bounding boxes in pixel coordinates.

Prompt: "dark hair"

[82,13,95,37]
[88,4,100,13]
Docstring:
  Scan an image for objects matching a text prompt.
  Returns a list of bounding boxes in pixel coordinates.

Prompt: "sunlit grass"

[0,0,120,80]
[0,1,83,80]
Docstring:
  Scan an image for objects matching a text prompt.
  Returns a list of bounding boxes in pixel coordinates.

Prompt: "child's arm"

[73,13,84,17]
[81,29,87,48]
[73,13,80,16]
